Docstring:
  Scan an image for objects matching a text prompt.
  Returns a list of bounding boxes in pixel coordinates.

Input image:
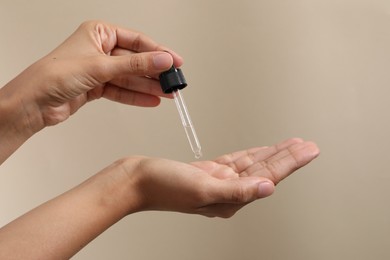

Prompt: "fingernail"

[153,53,173,70]
[257,181,275,198]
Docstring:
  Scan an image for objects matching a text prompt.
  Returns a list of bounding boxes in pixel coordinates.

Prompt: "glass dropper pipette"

[172,89,202,158]
[159,66,202,159]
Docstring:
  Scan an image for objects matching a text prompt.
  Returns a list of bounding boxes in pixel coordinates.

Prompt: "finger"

[93,52,174,83]
[109,75,173,99]
[111,47,176,80]
[111,47,136,56]
[208,177,275,204]
[101,84,162,107]
[215,138,304,173]
[115,27,184,66]
[197,178,274,218]
[241,141,320,184]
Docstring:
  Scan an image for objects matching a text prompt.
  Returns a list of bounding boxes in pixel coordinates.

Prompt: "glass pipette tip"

[172,89,202,159]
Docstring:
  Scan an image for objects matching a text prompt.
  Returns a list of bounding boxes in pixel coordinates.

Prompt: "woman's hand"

[3,20,182,128]
[0,138,319,259]
[0,20,182,163]
[125,138,319,217]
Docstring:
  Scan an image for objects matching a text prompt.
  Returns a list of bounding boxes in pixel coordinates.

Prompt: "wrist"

[97,156,147,216]
[1,62,49,131]
[0,156,148,259]
[0,79,44,163]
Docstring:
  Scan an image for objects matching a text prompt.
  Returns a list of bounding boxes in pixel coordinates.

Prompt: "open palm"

[129,138,319,218]
[193,138,318,184]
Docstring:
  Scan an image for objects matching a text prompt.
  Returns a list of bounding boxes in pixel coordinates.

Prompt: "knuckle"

[78,20,98,31]
[230,184,247,203]
[128,55,148,73]
[131,33,142,51]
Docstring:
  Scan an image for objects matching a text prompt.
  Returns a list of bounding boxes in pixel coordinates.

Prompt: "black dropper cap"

[159,66,187,94]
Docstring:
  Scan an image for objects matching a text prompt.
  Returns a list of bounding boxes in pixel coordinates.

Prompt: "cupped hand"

[123,138,319,218]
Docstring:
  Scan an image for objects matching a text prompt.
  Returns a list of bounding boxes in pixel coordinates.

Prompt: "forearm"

[0,157,141,260]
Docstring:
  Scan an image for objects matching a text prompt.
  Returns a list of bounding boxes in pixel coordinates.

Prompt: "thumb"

[103,51,173,79]
[215,178,275,204]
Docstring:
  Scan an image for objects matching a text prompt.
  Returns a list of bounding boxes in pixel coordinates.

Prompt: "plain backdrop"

[1,0,390,259]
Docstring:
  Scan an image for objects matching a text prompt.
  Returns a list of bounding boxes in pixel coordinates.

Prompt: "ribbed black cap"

[159,66,187,94]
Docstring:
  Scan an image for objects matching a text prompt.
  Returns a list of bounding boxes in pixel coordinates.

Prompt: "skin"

[0,20,320,259]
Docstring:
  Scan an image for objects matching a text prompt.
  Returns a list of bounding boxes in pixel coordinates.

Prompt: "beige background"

[1,0,390,259]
